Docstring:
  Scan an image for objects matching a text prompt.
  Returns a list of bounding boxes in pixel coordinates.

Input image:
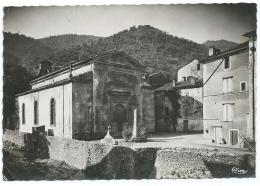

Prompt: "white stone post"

[132,109,137,138]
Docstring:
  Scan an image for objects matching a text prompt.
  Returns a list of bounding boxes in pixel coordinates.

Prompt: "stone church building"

[15,51,155,140]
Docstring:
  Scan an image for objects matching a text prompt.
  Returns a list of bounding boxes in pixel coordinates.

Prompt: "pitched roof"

[30,50,144,85]
[200,41,249,64]
[155,79,203,92]
[174,79,203,89]
[242,30,256,38]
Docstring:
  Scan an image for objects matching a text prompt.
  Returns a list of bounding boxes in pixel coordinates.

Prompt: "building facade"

[154,59,203,133]
[15,51,155,140]
[176,59,203,132]
[201,31,256,146]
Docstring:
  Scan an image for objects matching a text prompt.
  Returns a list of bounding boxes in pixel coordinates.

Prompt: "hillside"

[38,34,100,50]
[5,26,240,79]
[202,39,238,52]
[48,25,209,78]
[3,32,53,74]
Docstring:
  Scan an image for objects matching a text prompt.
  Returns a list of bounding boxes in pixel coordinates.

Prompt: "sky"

[3,4,256,43]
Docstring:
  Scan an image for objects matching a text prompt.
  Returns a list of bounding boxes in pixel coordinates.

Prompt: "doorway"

[183,120,188,132]
[230,129,239,145]
[214,127,222,143]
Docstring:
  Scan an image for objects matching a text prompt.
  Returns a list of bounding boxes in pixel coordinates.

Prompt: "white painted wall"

[177,59,202,82]
[31,64,92,89]
[17,83,72,138]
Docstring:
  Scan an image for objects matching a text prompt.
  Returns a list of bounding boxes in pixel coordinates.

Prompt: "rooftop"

[200,41,249,64]
[30,50,144,85]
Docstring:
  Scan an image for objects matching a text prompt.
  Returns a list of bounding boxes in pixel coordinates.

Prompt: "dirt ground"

[131,133,252,154]
[3,145,85,180]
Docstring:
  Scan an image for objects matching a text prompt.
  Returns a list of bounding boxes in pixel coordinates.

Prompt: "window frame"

[240,81,247,92]
[50,98,56,126]
[22,103,25,124]
[222,103,234,122]
[223,77,233,93]
[34,100,39,125]
[224,56,231,70]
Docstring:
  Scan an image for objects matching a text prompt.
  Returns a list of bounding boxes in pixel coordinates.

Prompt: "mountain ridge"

[4,25,239,78]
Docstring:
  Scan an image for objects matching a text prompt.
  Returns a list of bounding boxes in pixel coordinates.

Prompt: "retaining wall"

[3,130,255,179]
[153,147,255,178]
[3,130,28,147]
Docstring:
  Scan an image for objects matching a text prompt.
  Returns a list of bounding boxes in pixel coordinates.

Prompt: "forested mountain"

[202,39,238,52]
[37,34,100,50]
[4,32,52,74]
[4,25,239,78]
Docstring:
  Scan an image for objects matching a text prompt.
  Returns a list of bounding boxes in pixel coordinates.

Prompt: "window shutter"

[223,104,227,121]
[223,79,227,93]
[229,104,234,121]
[228,78,233,92]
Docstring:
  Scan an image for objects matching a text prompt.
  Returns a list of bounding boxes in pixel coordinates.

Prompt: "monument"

[101,125,116,145]
[131,109,147,142]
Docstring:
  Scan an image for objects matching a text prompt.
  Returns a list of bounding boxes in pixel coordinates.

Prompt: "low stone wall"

[3,130,28,147]
[3,130,255,179]
[46,136,114,170]
[153,147,255,179]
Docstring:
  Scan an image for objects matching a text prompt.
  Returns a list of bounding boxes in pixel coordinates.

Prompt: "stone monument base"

[131,136,147,142]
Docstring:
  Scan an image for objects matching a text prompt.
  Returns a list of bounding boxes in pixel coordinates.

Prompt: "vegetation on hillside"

[37,34,100,50]
[203,39,238,52]
[3,54,33,129]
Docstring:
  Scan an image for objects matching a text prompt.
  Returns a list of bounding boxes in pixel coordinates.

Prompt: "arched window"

[34,100,38,125]
[22,103,25,124]
[50,98,56,126]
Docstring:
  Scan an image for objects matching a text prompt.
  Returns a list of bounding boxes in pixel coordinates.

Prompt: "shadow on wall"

[83,147,158,179]
[23,131,50,159]
[204,154,255,178]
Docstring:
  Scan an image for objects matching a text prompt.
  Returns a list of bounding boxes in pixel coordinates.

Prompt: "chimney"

[172,79,176,87]
[209,46,221,56]
[37,60,52,77]
[208,46,215,56]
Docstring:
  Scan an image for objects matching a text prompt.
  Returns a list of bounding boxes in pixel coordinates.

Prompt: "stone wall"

[3,130,255,179]
[153,147,255,179]
[3,130,28,147]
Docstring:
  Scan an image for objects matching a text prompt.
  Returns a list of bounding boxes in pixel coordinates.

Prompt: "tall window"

[223,103,234,122]
[223,77,233,93]
[50,98,56,126]
[34,100,38,125]
[22,103,25,124]
[224,57,231,70]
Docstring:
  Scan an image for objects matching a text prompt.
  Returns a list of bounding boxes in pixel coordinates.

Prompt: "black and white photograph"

[1,0,258,182]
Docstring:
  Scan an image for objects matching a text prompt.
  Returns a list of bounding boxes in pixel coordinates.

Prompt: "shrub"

[122,128,133,142]
[242,136,255,152]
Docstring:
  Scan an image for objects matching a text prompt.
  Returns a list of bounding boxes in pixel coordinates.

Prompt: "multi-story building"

[201,31,256,146]
[154,59,203,133]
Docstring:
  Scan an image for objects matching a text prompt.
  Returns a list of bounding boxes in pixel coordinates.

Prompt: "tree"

[165,90,180,132]
[3,54,33,130]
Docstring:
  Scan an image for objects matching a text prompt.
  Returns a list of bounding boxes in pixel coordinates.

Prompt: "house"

[154,59,203,133]
[200,31,256,146]
[175,59,203,132]
[15,51,155,140]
